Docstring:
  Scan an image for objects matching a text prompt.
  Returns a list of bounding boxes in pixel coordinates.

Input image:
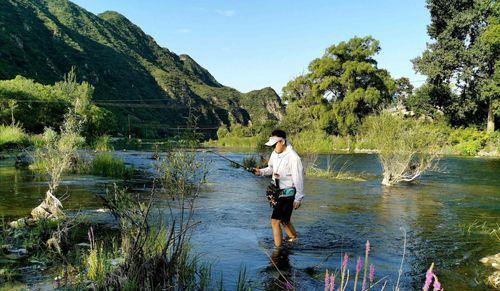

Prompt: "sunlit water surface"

[0,151,498,290]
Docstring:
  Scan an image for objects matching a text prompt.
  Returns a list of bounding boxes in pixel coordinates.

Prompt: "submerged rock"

[5,247,28,260]
[15,153,32,168]
[75,242,91,249]
[480,253,500,270]
[480,253,500,289]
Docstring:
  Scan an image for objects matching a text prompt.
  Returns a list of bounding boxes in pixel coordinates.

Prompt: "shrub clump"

[89,153,134,179]
[447,127,491,156]
[361,113,445,186]
[0,124,27,149]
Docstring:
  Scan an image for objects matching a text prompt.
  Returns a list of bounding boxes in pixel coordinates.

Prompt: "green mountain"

[0,0,284,137]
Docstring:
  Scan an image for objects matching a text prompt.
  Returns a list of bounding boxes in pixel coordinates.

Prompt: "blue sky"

[71,0,430,94]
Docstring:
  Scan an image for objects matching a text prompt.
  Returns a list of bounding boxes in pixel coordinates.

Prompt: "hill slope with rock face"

[0,0,284,136]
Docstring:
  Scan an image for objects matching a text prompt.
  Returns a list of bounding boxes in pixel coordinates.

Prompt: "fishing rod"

[203,149,254,173]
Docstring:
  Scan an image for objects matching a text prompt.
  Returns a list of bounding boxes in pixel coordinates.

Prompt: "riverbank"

[204,131,500,158]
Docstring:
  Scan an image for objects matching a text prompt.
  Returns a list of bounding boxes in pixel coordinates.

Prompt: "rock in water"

[15,153,32,168]
[8,218,26,229]
[31,190,65,220]
[480,253,500,270]
[5,248,28,260]
[480,253,500,289]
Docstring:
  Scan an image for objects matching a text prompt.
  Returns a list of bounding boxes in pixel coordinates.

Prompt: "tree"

[394,77,414,105]
[413,0,499,132]
[7,99,17,125]
[282,36,395,136]
[361,113,445,186]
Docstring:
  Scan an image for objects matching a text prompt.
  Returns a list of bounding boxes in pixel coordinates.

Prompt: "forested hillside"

[0,0,284,137]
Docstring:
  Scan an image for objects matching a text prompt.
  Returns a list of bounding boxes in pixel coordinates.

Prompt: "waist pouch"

[266,184,296,206]
[279,187,296,198]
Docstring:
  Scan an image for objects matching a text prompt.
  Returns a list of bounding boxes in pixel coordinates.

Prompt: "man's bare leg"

[282,221,297,240]
[271,219,282,247]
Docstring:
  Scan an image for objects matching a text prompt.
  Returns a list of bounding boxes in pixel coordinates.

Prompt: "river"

[0,150,499,290]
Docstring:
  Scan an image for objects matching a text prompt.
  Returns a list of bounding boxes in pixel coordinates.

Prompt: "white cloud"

[215,9,235,17]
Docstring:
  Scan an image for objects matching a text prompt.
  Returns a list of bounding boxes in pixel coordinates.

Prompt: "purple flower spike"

[325,269,330,290]
[329,275,335,291]
[356,256,362,273]
[423,264,434,291]
[365,240,370,256]
[369,264,374,283]
[342,253,349,269]
[433,277,441,291]
[285,281,293,290]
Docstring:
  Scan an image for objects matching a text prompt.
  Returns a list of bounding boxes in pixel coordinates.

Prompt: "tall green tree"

[282,36,395,135]
[413,0,499,132]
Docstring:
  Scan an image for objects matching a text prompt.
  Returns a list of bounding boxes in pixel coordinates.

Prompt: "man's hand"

[293,201,301,209]
[252,168,260,176]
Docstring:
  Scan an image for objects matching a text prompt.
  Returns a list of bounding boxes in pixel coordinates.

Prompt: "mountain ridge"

[0,0,284,136]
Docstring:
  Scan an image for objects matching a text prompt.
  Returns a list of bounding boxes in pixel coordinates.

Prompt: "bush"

[447,127,490,156]
[289,129,334,154]
[0,124,27,148]
[361,113,445,186]
[216,125,229,139]
[242,156,258,169]
[92,135,112,151]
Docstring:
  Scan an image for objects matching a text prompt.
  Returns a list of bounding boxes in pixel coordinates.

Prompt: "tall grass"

[0,124,27,148]
[89,153,134,179]
[83,146,215,289]
[304,154,369,181]
[205,135,260,148]
[92,135,112,151]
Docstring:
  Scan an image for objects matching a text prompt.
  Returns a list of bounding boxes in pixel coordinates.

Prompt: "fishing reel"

[266,179,281,207]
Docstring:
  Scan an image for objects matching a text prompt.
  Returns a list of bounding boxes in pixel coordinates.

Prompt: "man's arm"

[254,153,274,176]
[291,155,304,207]
[257,165,273,176]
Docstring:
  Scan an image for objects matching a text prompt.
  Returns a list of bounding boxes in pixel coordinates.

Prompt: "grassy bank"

[204,135,261,149]
[204,127,500,157]
[0,125,28,149]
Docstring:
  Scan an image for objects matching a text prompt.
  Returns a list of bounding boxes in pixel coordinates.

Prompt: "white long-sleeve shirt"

[259,145,305,202]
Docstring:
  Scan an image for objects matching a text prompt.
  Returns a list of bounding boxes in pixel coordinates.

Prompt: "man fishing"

[253,129,304,248]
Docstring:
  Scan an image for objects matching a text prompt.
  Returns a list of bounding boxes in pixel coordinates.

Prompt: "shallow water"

[0,151,499,290]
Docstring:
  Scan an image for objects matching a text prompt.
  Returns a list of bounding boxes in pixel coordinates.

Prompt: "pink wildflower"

[285,281,293,290]
[433,279,441,291]
[365,240,370,256]
[324,269,330,291]
[342,253,349,269]
[369,264,374,283]
[423,264,434,291]
[329,274,335,291]
[356,256,362,273]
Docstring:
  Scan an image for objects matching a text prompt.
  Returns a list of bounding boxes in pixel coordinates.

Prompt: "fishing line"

[203,149,255,173]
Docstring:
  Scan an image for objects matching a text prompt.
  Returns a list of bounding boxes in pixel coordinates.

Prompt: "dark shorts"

[271,196,295,223]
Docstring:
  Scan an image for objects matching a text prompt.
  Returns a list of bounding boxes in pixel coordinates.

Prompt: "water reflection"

[262,247,292,290]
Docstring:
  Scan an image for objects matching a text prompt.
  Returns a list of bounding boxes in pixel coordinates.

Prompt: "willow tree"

[282,36,396,136]
[413,0,499,132]
[362,113,445,186]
